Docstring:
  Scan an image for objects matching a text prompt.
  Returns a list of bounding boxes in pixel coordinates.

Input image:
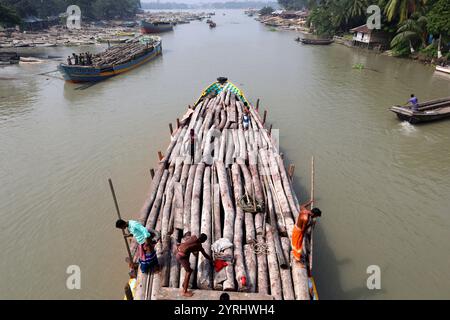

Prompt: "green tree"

[426,0,450,36]
[0,3,21,26]
[259,6,275,15]
[391,13,428,52]
[384,0,427,23]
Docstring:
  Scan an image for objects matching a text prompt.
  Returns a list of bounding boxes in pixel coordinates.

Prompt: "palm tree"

[384,0,427,23]
[390,14,428,52]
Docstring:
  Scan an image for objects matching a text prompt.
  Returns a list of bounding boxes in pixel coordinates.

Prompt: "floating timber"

[389,96,450,124]
[126,77,318,300]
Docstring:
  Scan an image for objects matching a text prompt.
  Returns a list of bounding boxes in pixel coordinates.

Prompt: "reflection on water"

[1,10,450,299]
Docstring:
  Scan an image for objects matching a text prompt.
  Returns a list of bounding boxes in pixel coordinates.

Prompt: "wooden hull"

[140,20,173,34]
[58,41,162,83]
[436,65,450,74]
[390,99,450,123]
[300,39,334,45]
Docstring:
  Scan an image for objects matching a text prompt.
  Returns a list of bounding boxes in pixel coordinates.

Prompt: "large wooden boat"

[389,97,450,123]
[124,78,320,300]
[58,36,161,83]
[140,20,174,34]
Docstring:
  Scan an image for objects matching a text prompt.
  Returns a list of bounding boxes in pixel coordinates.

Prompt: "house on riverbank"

[349,24,390,51]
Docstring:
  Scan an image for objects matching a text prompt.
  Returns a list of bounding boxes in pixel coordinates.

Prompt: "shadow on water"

[313,225,386,300]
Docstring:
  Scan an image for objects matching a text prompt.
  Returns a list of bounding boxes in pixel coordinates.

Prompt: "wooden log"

[265,224,283,300]
[216,160,236,291]
[197,167,213,289]
[239,164,256,244]
[169,234,180,288]
[189,163,205,287]
[276,154,299,221]
[291,253,310,300]
[137,162,165,225]
[216,160,235,241]
[249,152,265,236]
[224,130,235,167]
[255,234,269,295]
[263,110,267,125]
[160,235,171,287]
[264,180,288,269]
[244,244,257,293]
[146,169,170,229]
[212,166,222,242]
[150,241,163,300]
[169,123,173,136]
[183,164,197,235]
[172,182,184,231]
[231,164,248,291]
[280,237,295,300]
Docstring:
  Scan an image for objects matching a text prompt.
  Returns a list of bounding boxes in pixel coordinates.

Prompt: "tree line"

[277,0,449,59]
[0,0,141,25]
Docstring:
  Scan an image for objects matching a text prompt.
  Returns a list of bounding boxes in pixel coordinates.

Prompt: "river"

[1,10,449,299]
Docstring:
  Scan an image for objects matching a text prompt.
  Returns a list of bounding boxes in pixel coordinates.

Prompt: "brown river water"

[1,10,449,299]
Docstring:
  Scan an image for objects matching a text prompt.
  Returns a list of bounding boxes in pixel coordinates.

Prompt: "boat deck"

[127,79,316,300]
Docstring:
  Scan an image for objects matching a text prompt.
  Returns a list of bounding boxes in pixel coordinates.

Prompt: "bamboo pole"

[108,179,133,265]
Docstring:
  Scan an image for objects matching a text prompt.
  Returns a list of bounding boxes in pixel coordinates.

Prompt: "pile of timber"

[91,37,156,68]
[130,81,311,300]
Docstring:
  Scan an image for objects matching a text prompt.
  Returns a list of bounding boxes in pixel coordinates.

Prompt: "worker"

[67,56,72,65]
[407,94,419,112]
[139,239,160,274]
[175,233,212,297]
[291,200,322,266]
[243,105,250,130]
[73,53,78,65]
[115,219,160,260]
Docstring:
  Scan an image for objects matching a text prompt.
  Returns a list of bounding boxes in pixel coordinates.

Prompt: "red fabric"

[214,259,228,272]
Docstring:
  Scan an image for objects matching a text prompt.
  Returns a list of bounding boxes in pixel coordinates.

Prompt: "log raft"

[125,78,318,300]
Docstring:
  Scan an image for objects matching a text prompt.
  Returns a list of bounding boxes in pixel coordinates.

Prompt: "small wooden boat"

[124,77,319,300]
[299,38,334,45]
[140,20,173,34]
[58,36,161,83]
[0,52,20,65]
[436,65,450,74]
[389,97,450,123]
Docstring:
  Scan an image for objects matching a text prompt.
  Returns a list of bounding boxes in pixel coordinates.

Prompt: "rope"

[238,194,265,213]
[252,240,269,256]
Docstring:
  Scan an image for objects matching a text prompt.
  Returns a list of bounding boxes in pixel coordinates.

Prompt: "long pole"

[108,178,134,265]
[308,156,315,275]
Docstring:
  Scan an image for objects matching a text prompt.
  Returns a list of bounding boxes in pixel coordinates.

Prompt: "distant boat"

[389,97,450,123]
[140,20,173,34]
[436,65,450,74]
[299,38,334,45]
[209,21,216,28]
[58,36,162,83]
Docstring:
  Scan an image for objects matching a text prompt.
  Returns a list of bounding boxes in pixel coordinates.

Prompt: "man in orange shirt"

[292,200,322,267]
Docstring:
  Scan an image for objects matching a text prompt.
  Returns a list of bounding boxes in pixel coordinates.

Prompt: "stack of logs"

[131,84,311,300]
[91,38,155,67]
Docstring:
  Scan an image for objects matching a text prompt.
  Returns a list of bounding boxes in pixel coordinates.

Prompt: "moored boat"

[436,65,450,74]
[123,77,320,300]
[299,38,334,45]
[389,97,450,123]
[209,21,217,28]
[140,20,174,34]
[58,36,162,83]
